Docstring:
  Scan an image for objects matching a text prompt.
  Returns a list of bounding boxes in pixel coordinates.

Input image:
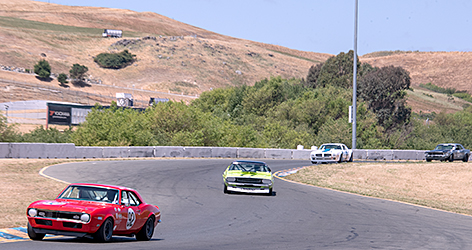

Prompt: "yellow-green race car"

[222,160,273,195]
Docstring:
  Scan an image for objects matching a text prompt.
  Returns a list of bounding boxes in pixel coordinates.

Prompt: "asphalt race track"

[6,159,472,249]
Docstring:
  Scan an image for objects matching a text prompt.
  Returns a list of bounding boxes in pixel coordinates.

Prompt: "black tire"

[267,188,273,196]
[463,154,469,162]
[449,154,454,162]
[311,161,317,164]
[426,159,432,162]
[348,154,353,162]
[94,218,113,242]
[223,185,228,194]
[27,222,45,241]
[338,154,343,163]
[136,216,155,241]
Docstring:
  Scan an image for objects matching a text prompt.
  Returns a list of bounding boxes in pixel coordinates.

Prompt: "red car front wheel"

[27,222,45,241]
[94,218,113,242]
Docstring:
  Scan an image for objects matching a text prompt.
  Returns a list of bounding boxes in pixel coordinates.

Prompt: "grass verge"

[0,159,87,228]
[284,161,472,216]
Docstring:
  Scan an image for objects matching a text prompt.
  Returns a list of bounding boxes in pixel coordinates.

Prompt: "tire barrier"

[0,142,430,160]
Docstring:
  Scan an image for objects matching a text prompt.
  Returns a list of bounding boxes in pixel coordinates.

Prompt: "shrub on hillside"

[94,50,136,69]
[57,73,68,86]
[452,92,472,103]
[34,59,51,79]
[69,64,88,83]
[419,82,456,95]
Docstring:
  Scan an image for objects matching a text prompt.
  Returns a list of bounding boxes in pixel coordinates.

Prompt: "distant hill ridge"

[0,0,471,115]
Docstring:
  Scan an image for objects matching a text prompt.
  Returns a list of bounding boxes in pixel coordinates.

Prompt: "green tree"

[147,101,228,146]
[71,105,156,146]
[34,59,51,79]
[219,121,261,148]
[69,64,88,83]
[20,126,73,143]
[262,121,311,149]
[358,65,411,129]
[242,77,303,117]
[314,117,351,146]
[57,73,68,86]
[316,50,361,89]
[304,63,323,88]
[0,115,19,142]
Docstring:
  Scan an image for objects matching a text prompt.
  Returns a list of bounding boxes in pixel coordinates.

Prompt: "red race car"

[26,183,161,242]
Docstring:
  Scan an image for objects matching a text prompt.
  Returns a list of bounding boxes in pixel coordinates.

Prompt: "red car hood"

[29,199,111,213]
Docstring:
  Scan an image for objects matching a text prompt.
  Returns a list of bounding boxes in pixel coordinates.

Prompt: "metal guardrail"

[0,143,430,161]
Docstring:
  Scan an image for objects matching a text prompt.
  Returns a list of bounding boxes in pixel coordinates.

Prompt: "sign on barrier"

[47,105,71,126]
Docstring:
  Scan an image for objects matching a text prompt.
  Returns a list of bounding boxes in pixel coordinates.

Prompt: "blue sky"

[40,0,472,55]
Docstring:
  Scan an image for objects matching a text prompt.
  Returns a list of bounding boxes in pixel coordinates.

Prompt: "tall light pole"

[4,105,8,124]
[352,0,358,149]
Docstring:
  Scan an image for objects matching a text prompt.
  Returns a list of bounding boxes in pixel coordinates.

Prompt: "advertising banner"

[48,105,72,125]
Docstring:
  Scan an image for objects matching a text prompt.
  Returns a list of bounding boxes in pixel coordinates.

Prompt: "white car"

[310,143,353,164]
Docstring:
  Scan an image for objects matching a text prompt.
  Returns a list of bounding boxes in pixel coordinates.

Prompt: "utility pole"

[352,0,358,149]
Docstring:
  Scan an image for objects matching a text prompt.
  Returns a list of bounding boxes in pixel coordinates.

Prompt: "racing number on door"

[121,190,143,231]
[121,191,137,230]
[126,207,136,230]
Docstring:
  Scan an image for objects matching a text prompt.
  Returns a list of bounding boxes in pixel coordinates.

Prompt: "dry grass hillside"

[361,51,472,91]
[0,0,330,105]
[361,51,472,114]
[0,0,470,115]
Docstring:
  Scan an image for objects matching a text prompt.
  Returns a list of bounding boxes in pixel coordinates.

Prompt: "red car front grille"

[37,210,82,221]
[63,222,83,228]
[35,219,52,226]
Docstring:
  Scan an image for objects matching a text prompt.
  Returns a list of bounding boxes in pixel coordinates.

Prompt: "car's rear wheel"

[348,154,353,162]
[463,154,469,162]
[94,218,113,242]
[426,159,432,162]
[449,154,454,162]
[136,216,155,241]
[27,222,45,241]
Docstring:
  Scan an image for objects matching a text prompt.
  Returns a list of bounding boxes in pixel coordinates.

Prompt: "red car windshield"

[58,185,119,204]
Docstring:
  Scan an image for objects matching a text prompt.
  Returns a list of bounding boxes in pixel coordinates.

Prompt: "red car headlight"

[28,208,38,217]
[80,213,91,223]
